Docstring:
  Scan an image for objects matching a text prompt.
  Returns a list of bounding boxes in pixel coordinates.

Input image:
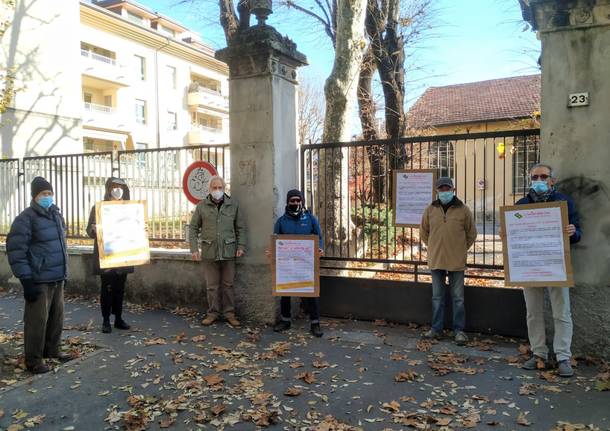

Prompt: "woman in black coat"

[86,177,134,333]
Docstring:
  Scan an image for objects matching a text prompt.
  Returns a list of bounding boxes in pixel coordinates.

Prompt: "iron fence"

[301,129,540,282]
[0,144,230,241]
[118,144,230,241]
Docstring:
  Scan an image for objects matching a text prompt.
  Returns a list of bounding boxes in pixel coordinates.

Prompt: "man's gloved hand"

[21,279,42,303]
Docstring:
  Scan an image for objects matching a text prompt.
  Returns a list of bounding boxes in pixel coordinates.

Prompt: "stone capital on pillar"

[216,25,308,82]
[215,25,307,324]
[521,0,610,32]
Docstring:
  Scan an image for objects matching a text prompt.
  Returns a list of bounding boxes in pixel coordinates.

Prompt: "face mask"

[38,196,53,209]
[111,187,123,200]
[437,191,454,205]
[287,204,303,215]
[531,180,549,194]
[211,190,224,201]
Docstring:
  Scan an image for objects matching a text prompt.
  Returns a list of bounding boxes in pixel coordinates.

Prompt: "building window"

[429,141,455,179]
[134,55,146,80]
[104,95,113,107]
[167,111,177,130]
[127,10,144,25]
[512,136,540,195]
[135,99,147,125]
[159,25,175,37]
[83,92,92,104]
[167,65,177,89]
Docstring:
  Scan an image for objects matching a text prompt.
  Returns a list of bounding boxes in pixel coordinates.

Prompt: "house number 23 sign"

[568,92,589,107]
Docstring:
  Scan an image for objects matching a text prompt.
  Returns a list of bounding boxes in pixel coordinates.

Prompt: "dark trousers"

[100,273,127,320]
[24,281,64,368]
[280,297,320,323]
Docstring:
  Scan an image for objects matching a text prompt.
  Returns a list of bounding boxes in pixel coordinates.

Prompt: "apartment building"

[1,0,229,158]
[81,0,229,154]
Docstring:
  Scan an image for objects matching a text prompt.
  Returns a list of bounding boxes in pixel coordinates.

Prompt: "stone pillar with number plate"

[215,20,307,323]
[520,0,610,359]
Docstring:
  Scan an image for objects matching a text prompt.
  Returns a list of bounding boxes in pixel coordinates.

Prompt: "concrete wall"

[533,0,610,358]
[0,247,214,313]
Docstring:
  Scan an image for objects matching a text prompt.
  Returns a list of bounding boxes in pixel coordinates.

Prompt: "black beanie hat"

[31,177,53,198]
[286,189,303,204]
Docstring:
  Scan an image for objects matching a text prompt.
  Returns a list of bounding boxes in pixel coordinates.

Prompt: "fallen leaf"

[381,400,400,413]
[517,412,532,426]
[394,370,418,382]
[144,337,167,346]
[284,387,302,397]
[159,417,176,428]
[191,334,206,343]
[296,372,316,384]
[313,360,330,369]
[203,374,224,386]
[211,404,225,416]
[289,361,304,369]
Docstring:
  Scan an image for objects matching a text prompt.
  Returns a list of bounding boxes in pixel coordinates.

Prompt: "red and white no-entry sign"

[182,161,218,204]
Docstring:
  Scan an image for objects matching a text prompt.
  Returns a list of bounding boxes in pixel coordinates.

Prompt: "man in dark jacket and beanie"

[6,177,71,374]
[272,189,324,337]
[86,177,134,333]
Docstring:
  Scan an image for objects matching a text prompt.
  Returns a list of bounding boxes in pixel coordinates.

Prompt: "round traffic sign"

[182,161,218,204]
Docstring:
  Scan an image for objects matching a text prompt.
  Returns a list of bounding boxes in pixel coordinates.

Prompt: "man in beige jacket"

[420,177,477,344]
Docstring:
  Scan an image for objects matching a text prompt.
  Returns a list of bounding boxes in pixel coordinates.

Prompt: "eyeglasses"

[530,174,550,181]
[288,199,302,203]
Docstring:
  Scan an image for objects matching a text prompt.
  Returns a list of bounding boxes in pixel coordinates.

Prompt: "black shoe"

[102,319,112,333]
[27,363,50,374]
[114,318,130,330]
[273,320,291,332]
[310,323,323,338]
[51,352,74,363]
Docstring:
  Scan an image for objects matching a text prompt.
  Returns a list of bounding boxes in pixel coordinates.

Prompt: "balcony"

[81,49,129,87]
[187,125,224,145]
[187,85,229,112]
[82,102,130,132]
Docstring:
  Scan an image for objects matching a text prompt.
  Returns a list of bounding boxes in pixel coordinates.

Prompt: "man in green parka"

[189,176,246,327]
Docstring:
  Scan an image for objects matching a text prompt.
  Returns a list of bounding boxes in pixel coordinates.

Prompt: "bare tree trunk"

[357,45,385,203]
[319,0,367,256]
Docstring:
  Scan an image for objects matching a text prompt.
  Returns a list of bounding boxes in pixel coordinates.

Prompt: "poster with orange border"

[271,235,320,297]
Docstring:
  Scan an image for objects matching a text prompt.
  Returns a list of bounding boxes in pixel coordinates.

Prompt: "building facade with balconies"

[80,0,230,153]
[0,0,229,158]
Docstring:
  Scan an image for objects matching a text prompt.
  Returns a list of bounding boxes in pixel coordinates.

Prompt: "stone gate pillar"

[521,0,610,359]
[216,20,307,323]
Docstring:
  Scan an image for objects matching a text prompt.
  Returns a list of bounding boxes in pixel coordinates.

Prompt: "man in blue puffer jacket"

[6,177,71,374]
[272,189,324,337]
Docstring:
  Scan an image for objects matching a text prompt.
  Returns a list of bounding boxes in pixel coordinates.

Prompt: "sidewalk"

[0,288,608,431]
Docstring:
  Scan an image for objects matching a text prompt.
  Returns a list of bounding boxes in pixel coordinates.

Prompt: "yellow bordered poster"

[96,200,150,269]
[271,234,320,297]
[500,201,573,287]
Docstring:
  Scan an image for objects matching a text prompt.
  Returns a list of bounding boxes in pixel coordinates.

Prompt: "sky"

[138,0,540,109]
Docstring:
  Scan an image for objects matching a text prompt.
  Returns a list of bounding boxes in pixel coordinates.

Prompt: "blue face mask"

[37,196,53,209]
[530,180,549,194]
[438,191,454,204]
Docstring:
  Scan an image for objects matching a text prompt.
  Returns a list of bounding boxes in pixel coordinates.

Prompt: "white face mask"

[111,187,123,200]
[211,190,224,201]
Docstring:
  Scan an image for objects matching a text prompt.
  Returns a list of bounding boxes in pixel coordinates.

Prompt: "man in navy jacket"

[272,190,324,337]
[514,164,581,377]
[6,177,71,374]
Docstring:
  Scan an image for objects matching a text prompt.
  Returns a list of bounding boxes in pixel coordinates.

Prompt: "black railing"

[301,129,540,283]
[0,144,230,241]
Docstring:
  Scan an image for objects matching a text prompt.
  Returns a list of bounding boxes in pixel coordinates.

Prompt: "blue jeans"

[431,270,465,333]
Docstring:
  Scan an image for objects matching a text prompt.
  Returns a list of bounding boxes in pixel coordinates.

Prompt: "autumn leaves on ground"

[0,290,609,431]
